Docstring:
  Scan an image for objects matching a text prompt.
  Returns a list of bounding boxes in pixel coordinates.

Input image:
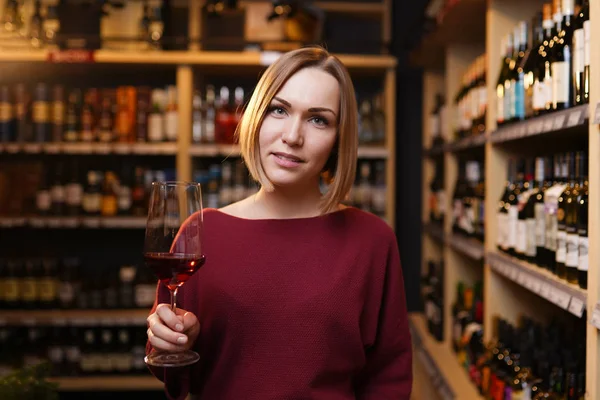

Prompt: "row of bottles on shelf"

[454,54,488,139]
[451,280,484,382]
[421,259,444,342]
[497,151,588,289]
[0,158,173,218]
[0,257,157,311]
[496,0,590,126]
[0,82,247,145]
[452,159,485,242]
[0,320,149,378]
[466,316,585,399]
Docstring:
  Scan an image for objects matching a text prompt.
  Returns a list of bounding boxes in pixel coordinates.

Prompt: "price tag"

[62,217,79,228]
[113,143,131,154]
[590,305,600,330]
[46,218,62,228]
[568,297,585,318]
[543,118,554,132]
[517,271,527,286]
[61,143,78,153]
[45,143,61,153]
[540,282,551,299]
[553,114,566,130]
[519,125,527,137]
[47,49,95,63]
[260,51,282,66]
[567,110,582,127]
[531,277,542,294]
[23,143,42,153]
[510,266,519,281]
[594,103,600,124]
[29,218,46,228]
[95,143,111,154]
[556,290,571,310]
[5,143,20,153]
[81,217,100,228]
[0,218,12,228]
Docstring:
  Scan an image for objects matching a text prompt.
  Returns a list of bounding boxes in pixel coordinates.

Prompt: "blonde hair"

[237,46,358,213]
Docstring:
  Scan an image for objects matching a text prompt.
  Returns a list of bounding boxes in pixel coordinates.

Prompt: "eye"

[310,116,329,127]
[268,105,287,116]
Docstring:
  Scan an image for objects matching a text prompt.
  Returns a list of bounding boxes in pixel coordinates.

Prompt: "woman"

[146,46,413,400]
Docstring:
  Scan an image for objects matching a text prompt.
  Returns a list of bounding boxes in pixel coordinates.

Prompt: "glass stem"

[170,287,179,313]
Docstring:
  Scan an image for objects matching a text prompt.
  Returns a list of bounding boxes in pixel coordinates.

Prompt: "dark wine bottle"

[556,152,575,279]
[551,0,575,110]
[566,152,585,283]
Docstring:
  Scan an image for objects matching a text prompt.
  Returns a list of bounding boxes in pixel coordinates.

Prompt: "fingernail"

[177,336,188,344]
[176,324,183,331]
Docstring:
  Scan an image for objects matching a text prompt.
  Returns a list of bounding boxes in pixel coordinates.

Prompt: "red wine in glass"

[144,253,206,291]
[143,181,205,368]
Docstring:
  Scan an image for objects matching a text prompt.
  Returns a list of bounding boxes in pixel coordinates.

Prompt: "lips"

[272,152,305,168]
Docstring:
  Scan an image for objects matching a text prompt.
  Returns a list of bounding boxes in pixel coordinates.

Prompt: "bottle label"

[4,279,19,301]
[584,20,590,67]
[579,236,589,271]
[58,282,75,305]
[535,202,545,247]
[53,101,64,125]
[118,186,132,211]
[135,285,156,308]
[0,102,12,122]
[66,183,83,206]
[102,196,118,216]
[532,79,546,111]
[515,77,525,119]
[33,101,50,123]
[507,79,516,119]
[574,28,585,74]
[496,84,505,123]
[51,185,66,204]
[37,190,51,211]
[508,207,518,249]
[552,61,570,105]
[21,278,37,301]
[556,230,567,263]
[526,218,536,257]
[497,213,506,247]
[147,114,163,142]
[38,278,57,301]
[517,220,527,254]
[371,188,386,214]
[165,110,178,141]
[566,233,579,267]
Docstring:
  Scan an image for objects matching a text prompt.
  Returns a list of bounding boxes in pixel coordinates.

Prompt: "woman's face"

[258,67,340,189]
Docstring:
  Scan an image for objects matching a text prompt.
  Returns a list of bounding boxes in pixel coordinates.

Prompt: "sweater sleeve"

[355,238,413,400]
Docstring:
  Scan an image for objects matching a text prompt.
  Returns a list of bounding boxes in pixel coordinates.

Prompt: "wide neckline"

[206,206,355,223]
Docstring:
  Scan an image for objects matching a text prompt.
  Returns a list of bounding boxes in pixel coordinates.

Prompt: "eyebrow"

[273,96,337,117]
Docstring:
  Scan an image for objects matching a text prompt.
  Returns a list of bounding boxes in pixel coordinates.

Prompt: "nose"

[281,116,303,147]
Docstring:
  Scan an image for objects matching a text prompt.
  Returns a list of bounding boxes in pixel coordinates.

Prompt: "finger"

[156,304,184,332]
[149,319,189,345]
[182,311,199,331]
[147,328,187,352]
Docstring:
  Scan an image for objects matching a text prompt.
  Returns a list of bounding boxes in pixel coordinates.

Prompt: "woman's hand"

[147,304,200,352]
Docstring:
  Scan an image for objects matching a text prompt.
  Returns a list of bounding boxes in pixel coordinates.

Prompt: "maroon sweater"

[147,207,412,399]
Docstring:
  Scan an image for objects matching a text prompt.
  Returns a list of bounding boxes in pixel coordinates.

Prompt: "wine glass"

[143,181,206,368]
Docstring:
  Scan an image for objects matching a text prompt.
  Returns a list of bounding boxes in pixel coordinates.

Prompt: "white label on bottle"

[532,79,546,111]
[566,233,579,267]
[496,84,505,123]
[526,218,537,257]
[584,20,590,67]
[135,284,156,308]
[497,213,506,247]
[36,190,51,211]
[83,193,101,213]
[165,110,178,141]
[517,220,527,254]
[579,236,589,271]
[508,207,518,249]
[574,29,585,74]
[118,186,132,210]
[371,188,386,214]
[147,114,164,142]
[53,101,64,124]
[534,203,545,247]
[58,282,75,304]
[556,230,567,263]
[66,183,83,206]
[508,79,516,119]
[0,102,12,121]
[552,61,569,105]
[51,185,65,203]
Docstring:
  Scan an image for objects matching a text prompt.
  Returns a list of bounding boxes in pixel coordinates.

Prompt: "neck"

[253,181,329,219]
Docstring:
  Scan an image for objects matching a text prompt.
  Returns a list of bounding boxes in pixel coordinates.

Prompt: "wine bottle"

[524,12,543,118]
[581,0,590,104]
[517,159,534,260]
[566,151,585,283]
[498,160,515,252]
[551,0,575,110]
[556,152,575,279]
[507,160,525,257]
[573,0,585,105]
[544,154,566,274]
[526,157,546,263]
[514,21,528,122]
[535,3,555,115]
[577,158,588,289]
[496,35,511,127]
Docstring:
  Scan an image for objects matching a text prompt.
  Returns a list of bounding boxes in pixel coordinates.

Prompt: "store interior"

[0,0,596,399]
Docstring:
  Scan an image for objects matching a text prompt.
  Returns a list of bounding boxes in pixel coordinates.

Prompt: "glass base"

[145,350,200,368]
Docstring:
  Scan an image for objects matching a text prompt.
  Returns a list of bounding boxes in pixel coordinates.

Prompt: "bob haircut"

[236,45,358,213]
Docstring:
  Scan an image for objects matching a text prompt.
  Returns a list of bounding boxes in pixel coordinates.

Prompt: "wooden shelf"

[445,134,486,153]
[0,142,178,155]
[0,216,147,229]
[490,105,589,144]
[487,251,586,318]
[0,309,149,325]
[423,222,445,243]
[409,313,484,400]
[447,233,484,261]
[0,49,396,70]
[49,376,162,391]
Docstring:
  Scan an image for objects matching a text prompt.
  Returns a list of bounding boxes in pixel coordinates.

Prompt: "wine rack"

[417,0,600,398]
